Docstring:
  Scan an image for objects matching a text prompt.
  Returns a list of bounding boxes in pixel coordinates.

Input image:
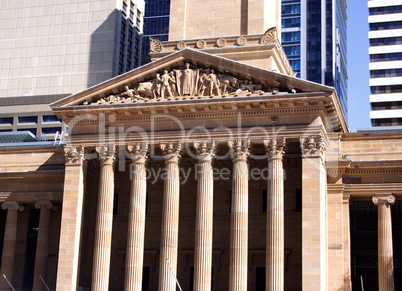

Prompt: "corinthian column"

[193,141,215,291]
[158,142,182,291]
[91,145,116,291]
[0,201,23,290]
[264,138,286,291]
[33,200,53,291]
[228,139,249,291]
[372,195,395,291]
[124,143,148,291]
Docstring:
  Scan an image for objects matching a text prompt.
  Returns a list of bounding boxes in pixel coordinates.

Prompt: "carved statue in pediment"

[175,63,199,96]
[87,64,280,105]
[207,69,221,96]
[160,70,175,99]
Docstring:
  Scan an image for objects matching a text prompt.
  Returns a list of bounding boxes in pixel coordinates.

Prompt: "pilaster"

[56,146,86,291]
[300,135,328,290]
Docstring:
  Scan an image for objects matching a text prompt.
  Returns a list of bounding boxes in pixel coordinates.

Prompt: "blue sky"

[347,1,371,131]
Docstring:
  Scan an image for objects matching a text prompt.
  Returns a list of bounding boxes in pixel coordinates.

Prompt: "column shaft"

[267,158,284,290]
[193,143,214,291]
[33,201,53,291]
[124,147,147,291]
[159,143,181,291]
[0,202,23,290]
[229,140,249,291]
[264,138,285,291]
[373,195,395,291]
[92,146,115,291]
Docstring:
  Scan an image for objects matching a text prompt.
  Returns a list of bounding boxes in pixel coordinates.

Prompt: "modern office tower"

[281,0,348,118]
[0,0,145,138]
[141,0,171,64]
[369,0,402,127]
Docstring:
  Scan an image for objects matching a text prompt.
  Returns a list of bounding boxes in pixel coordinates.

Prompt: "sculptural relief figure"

[160,70,175,99]
[152,73,162,99]
[207,69,220,96]
[175,63,199,96]
[133,82,155,98]
[120,85,147,101]
[198,69,210,96]
[218,74,238,95]
[169,71,178,96]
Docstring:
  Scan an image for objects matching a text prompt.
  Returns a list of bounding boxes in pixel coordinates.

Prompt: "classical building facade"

[0,36,401,290]
[0,1,401,291]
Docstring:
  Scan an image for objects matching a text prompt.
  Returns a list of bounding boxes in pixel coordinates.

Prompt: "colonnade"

[51,138,398,290]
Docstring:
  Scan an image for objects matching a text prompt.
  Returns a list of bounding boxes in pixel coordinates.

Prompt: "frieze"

[82,64,278,106]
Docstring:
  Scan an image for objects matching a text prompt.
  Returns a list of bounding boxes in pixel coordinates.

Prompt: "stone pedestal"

[32,200,53,291]
[228,140,249,291]
[56,146,86,291]
[193,141,215,291]
[158,143,182,291]
[372,195,395,291]
[91,145,115,291]
[124,144,148,291]
[264,138,285,290]
[0,201,23,290]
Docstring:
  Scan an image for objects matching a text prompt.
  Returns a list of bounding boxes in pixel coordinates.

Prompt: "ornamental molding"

[228,139,250,161]
[300,134,327,158]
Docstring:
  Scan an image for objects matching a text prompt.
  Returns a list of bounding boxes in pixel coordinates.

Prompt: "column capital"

[96,144,116,166]
[127,143,148,164]
[300,134,327,158]
[160,142,182,164]
[194,140,215,162]
[35,200,53,210]
[1,201,23,211]
[372,194,395,206]
[263,137,286,160]
[228,139,249,162]
[64,145,85,166]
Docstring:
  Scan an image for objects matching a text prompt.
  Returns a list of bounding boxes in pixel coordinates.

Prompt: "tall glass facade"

[141,0,171,64]
[282,0,348,119]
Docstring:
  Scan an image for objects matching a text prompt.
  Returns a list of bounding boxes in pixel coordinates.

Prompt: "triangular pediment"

[50,48,347,132]
[51,48,334,108]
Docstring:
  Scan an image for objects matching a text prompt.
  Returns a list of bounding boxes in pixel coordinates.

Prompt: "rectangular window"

[18,116,38,124]
[17,128,37,136]
[42,115,61,122]
[41,127,62,134]
[0,117,13,125]
[282,17,301,28]
[282,31,301,43]
[122,2,127,10]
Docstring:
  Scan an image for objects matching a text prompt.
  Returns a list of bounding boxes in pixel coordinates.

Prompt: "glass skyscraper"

[142,0,171,64]
[281,0,348,118]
